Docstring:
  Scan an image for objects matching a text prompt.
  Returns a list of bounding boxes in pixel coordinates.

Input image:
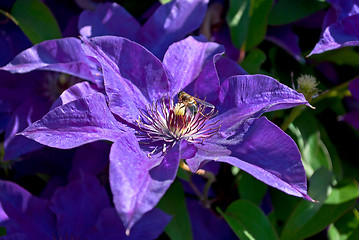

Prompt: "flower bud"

[297,74,319,102]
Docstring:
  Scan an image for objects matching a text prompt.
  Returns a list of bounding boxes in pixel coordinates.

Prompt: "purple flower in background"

[308,0,359,56]
[18,35,312,232]
[78,0,209,59]
[0,37,103,160]
[266,25,305,63]
[342,77,359,130]
[0,174,170,239]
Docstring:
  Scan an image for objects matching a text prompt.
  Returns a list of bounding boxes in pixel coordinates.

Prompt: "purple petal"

[109,133,180,232]
[127,208,171,240]
[1,38,95,82]
[82,36,169,123]
[186,198,237,240]
[212,22,241,62]
[327,0,359,21]
[141,0,209,59]
[49,174,111,238]
[266,25,304,63]
[85,207,170,240]
[68,141,111,181]
[309,14,359,56]
[349,77,359,101]
[4,96,50,160]
[187,117,312,200]
[20,92,129,149]
[0,181,56,238]
[50,81,100,110]
[215,57,247,83]
[342,110,359,130]
[219,74,309,113]
[183,53,222,103]
[78,3,141,39]
[163,36,224,95]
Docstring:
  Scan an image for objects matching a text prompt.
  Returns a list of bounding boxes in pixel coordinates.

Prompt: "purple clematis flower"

[308,0,359,56]
[78,0,209,59]
[18,35,312,232]
[0,174,170,239]
[0,36,104,160]
[342,77,359,130]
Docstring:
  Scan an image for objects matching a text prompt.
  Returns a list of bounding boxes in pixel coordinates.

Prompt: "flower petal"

[342,110,359,130]
[266,25,304,63]
[349,77,359,101]
[187,117,312,200]
[78,3,141,39]
[109,133,180,232]
[85,207,170,239]
[0,180,56,238]
[186,198,237,240]
[49,174,111,238]
[308,14,359,56]
[141,0,209,59]
[1,38,95,82]
[4,96,50,160]
[219,74,308,113]
[82,36,169,122]
[163,35,224,95]
[50,81,100,110]
[215,57,247,83]
[68,142,111,181]
[19,92,129,149]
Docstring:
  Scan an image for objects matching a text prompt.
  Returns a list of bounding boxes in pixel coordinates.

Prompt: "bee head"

[177,91,185,100]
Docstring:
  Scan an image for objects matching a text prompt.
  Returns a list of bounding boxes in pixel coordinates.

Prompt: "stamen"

[137,97,220,153]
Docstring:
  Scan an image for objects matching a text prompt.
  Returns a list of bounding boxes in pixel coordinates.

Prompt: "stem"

[281,78,353,131]
[0,9,19,25]
[179,159,216,207]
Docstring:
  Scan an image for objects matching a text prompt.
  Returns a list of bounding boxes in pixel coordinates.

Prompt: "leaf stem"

[0,9,19,25]
[281,79,353,131]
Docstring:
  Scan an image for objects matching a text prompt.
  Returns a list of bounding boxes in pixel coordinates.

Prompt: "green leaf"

[281,171,359,240]
[245,0,273,50]
[219,199,279,240]
[0,227,6,236]
[238,172,268,205]
[227,0,250,49]
[308,48,359,67]
[268,0,329,26]
[240,48,267,74]
[328,210,359,240]
[290,111,334,178]
[159,0,172,4]
[157,180,192,240]
[11,0,62,44]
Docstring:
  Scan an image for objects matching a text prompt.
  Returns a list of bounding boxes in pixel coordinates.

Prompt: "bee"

[177,91,214,116]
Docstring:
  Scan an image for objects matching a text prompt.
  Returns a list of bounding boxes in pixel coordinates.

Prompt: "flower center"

[136,96,219,153]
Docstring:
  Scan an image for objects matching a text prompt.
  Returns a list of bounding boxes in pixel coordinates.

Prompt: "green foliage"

[11,0,62,44]
[219,199,279,240]
[279,169,359,240]
[157,180,193,240]
[308,48,359,67]
[268,0,328,25]
[240,48,267,74]
[0,227,6,236]
[227,0,250,49]
[237,172,268,206]
[227,0,273,50]
[245,0,273,50]
[328,210,359,240]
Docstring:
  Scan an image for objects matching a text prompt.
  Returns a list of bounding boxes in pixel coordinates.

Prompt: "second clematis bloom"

[19,35,312,233]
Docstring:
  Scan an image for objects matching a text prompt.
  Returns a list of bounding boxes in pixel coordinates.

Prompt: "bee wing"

[193,97,215,109]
